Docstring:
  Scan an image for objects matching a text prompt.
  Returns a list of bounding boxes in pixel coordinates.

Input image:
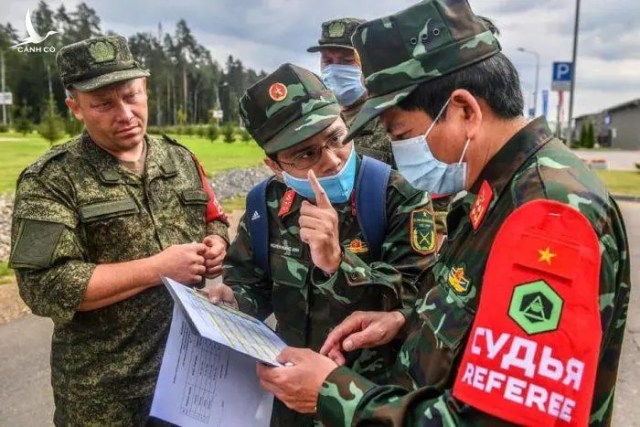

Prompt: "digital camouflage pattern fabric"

[10,132,228,426]
[239,63,341,154]
[306,18,366,52]
[345,0,502,140]
[316,118,630,426]
[57,35,150,92]
[223,159,437,427]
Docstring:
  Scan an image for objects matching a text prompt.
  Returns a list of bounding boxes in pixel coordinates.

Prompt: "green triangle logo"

[522,295,548,323]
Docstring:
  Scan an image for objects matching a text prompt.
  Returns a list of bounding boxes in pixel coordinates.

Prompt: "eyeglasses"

[278,136,350,170]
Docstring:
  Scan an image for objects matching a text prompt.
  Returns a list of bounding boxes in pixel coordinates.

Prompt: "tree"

[585,121,596,149]
[38,96,65,146]
[578,122,588,148]
[239,128,252,143]
[207,123,220,142]
[14,101,34,135]
[0,11,266,130]
[222,123,236,143]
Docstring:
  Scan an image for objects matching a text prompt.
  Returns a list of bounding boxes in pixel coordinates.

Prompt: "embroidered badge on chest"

[447,265,471,295]
[470,180,493,230]
[410,208,436,255]
[346,238,369,254]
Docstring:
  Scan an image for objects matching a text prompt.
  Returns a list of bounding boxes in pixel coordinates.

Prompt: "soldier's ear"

[264,157,284,180]
[65,97,83,121]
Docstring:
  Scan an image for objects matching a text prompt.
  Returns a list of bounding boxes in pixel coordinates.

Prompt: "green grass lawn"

[164,134,264,178]
[594,170,640,197]
[0,261,13,284]
[0,132,51,194]
[0,132,264,194]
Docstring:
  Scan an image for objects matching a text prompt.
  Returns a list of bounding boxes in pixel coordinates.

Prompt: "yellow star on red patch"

[538,247,557,265]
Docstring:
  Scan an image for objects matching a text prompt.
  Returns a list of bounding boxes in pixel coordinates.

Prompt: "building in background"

[575,98,640,150]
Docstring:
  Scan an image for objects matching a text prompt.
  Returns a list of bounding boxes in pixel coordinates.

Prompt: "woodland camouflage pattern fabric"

[239,63,341,155]
[10,132,228,426]
[344,0,502,140]
[347,113,396,168]
[316,118,630,426]
[57,35,150,92]
[223,159,437,427]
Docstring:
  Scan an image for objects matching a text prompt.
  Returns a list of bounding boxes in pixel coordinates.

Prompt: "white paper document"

[151,277,287,426]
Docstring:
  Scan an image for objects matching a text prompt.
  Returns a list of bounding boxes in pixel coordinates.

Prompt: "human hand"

[299,170,342,275]
[202,235,227,278]
[203,283,238,309]
[150,243,207,285]
[256,347,337,413]
[320,311,406,365]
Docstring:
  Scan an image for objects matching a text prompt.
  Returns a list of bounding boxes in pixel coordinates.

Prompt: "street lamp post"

[517,47,540,118]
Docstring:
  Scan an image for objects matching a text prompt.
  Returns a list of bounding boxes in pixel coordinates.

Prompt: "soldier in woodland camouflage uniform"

[9,35,229,426]
[309,18,451,238]
[308,18,396,168]
[255,2,630,426]
[207,63,437,426]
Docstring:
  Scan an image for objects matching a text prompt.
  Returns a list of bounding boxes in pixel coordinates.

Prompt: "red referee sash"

[453,200,602,426]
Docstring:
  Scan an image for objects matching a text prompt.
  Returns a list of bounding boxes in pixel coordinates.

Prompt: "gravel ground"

[0,196,12,262]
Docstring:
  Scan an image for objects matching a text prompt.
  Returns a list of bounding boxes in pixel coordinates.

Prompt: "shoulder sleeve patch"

[410,208,436,255]
[10,219,65,269]
[453,199,602,426]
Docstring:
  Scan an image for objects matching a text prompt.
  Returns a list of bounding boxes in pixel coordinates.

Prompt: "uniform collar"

[468,117,555,205]
[80,132,177,184]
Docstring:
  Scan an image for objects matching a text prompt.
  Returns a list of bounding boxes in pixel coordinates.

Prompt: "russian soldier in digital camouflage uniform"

[9,35,229,426]
[254,1,630,426]
[309,17,450,242]
[205,63,437,426]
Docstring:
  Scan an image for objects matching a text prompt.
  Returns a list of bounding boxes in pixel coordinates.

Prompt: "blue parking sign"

[552,62,573,91]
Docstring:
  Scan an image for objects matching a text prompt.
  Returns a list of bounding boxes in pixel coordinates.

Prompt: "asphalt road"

[0,202,638,426]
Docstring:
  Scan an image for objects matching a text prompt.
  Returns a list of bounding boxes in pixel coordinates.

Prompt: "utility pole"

[517,47,540,117]
[567,0,581,145]
[1,50,6,126]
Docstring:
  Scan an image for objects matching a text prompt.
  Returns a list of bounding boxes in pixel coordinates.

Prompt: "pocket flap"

[79,198,138,222]
[180,189,209,205]
[417,285,474,350]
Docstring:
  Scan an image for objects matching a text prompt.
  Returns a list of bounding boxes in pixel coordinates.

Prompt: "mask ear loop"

[424,97,452,138]
[458,138,471,164]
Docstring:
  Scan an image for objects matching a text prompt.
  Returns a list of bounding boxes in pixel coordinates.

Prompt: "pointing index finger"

[307,169,331,209]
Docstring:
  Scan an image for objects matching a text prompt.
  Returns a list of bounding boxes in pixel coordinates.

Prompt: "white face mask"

[391,98,471,196]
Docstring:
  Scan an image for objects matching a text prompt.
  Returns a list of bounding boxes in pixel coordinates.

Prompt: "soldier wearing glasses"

[207,63,436,427]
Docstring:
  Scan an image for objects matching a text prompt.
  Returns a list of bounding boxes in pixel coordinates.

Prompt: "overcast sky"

[3,0,640,121]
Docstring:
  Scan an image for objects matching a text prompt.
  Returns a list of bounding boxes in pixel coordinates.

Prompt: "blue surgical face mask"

[282,144,357,203]
[321,64,366,107]
[392,98,471,196]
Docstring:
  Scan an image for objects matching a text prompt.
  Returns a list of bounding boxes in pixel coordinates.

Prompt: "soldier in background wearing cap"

[308,18,396,168]
[9,35,229,425]
[255,1,630,426]
[309,17,450,244]
[206,63,437,426]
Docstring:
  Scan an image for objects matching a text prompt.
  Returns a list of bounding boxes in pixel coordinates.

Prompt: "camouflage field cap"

[306,18,366,52]
[239,63,341,155]
[346,0,501,140]
[57,35,150,92]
